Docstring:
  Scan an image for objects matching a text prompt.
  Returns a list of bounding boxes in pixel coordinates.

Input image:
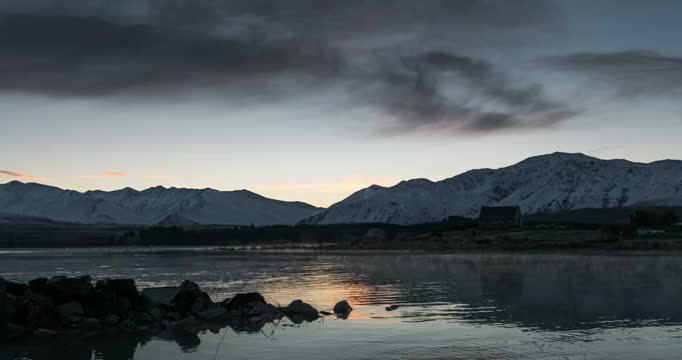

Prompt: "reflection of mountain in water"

[336,254,682,331]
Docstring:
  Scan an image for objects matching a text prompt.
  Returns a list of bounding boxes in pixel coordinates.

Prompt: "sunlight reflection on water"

[3,248,682,359]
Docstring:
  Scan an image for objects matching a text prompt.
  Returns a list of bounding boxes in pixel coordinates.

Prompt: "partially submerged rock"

[333,300,353,315]
[170,315,207,333]
[4,280,28,297]
[333,300,353,319]
[195,307,228,321]
[58,301,84,318]
[147,307,167,322]
[284,300,319,322]
[0,289,16,330]
[223,292,265,311]
[172,280,203,313]
[141,287,177,307]
[101,314,121,327]
[28,278,48,292]
[90,289,133,317]
[385,305,400,311]
[189,292,214,314]
[96,279,138,299]
[1,275,322,341]
[44,276,93,302]
[246,302,280,317]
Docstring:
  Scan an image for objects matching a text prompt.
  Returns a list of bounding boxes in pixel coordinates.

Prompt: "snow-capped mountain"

[0,182,321,225]
[301,152,682,225]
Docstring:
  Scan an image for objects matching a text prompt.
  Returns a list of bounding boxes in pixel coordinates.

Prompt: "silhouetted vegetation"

[630,209,679,228]
[601,224,637,237]
[525,206,682,227]
[137,219,477,246]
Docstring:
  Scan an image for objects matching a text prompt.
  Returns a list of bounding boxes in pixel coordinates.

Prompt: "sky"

[1,0,682,207]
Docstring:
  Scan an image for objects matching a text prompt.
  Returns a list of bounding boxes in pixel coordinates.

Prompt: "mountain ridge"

[3,152,682,226]
[301,152,682,225]
[0,182,322,226]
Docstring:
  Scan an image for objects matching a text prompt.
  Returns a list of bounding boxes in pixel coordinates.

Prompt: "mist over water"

[3,248,682,359]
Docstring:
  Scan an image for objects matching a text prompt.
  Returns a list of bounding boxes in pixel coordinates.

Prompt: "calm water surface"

[2,247,682,359]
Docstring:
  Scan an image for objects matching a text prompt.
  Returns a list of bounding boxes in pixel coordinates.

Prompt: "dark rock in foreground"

[284,300,320,322]
[0,275,325,342]
[142,287,177,307]
[333,300,353,314]
[96,278,138,299]
[223,292,266,311]
[45,275,93,302]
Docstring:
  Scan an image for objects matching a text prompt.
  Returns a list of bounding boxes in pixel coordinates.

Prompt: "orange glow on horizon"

[0,169,46,181]
[80,172,169,179]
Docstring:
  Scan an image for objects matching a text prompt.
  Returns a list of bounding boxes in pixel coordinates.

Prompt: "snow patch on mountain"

[0,181,322,225]
[301,152,682,225]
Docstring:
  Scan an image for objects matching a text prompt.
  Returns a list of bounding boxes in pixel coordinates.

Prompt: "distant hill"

[0,182,322,226]
[301,152,682,225]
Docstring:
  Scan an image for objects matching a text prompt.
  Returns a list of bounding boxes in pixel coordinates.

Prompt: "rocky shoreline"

[0,275,353,342]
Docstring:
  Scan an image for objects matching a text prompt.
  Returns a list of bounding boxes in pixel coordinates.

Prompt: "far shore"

[2,216,681,252]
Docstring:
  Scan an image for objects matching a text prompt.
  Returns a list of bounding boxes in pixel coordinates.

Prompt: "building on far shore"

[478,206,523,229]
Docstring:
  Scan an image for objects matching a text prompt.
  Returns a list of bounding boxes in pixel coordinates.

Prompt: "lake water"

[2,248,682,359]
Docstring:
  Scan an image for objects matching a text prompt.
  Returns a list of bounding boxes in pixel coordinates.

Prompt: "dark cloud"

[0,13,343,96]
[0,1,571,133]
[541,50,682,97]
[368,51,575,133]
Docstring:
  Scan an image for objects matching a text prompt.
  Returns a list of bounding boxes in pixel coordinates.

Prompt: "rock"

[101,314,121,327]
[25,288,51,303]
[28,277,48,292]
[147,307,166,322]
[81,317,100,328]
[176,280,201,297]
[319,311,334,316]
[246,302,282,323]
[4,280,28,297]
[223,292,265,311]
[22,292,58,329]
[91,290,133,317]
[0,290,17,330]
[118,319,137,331]
[33,328,58,336]
[195,307,228,321]
[6,323,28,339]
[58,301,85,318]
[45,276,93,302]
[166,312,183,321]
[246,302,281,317]
[96,279,138,298]
[171,315,206,332]
[189,292,214,314]
[142,287,177,307]
[129,311,154,324]
[284,300,319,321]
[65,314,83,325]
[172,280,202,313]
[385,305,400,311]
[333,300,353,315]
